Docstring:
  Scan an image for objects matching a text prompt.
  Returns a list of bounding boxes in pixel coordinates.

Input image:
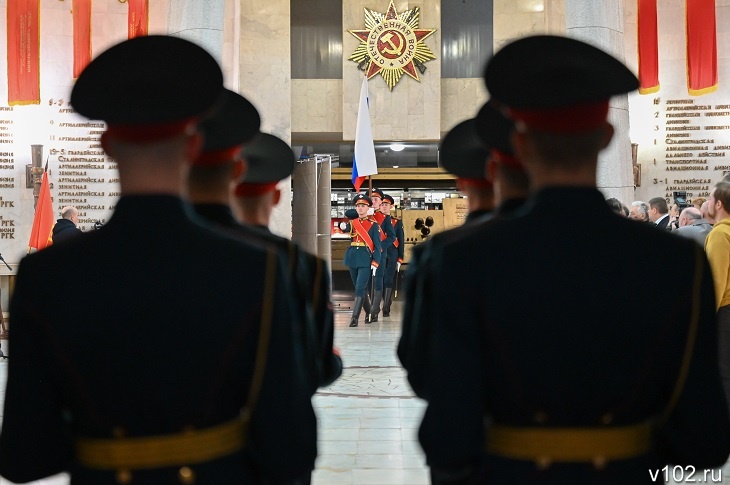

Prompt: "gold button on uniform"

[179,466,195,484]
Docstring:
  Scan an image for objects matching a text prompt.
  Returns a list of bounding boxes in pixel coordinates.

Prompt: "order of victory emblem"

[347,0,437,90]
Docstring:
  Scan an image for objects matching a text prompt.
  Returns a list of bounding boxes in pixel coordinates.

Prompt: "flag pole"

[368,175,373,194]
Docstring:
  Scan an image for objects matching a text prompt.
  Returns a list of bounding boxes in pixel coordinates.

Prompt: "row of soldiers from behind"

[340,190,404,327]
[398,35,730,484]
[0,36,341,484]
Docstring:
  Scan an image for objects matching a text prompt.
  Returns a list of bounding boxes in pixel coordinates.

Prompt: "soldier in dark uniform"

[379,194,403,317]
[187,88,342,394]
[231,132,343,390]
[400,114,501,398]
[341,194,382,327]
[367,188,396,322]
[418,35,730,484]
[0,36,317,484]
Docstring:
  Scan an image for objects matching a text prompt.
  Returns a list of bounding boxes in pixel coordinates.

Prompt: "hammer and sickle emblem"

[380,32,404,56]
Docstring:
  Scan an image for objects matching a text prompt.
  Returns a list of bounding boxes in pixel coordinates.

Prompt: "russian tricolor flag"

[352,77,377,192]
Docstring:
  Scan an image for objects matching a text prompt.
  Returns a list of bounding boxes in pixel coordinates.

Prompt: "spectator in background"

[693,197,706,211]
[705,181,730,413]
[648,197,670,230]
[702,200,716,225]
[675,207,712,246]
[51,206,83,244]
[629,201,650,222]
[606,198,624,215]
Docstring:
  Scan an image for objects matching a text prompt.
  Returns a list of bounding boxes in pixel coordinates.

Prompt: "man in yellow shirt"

[706,181,730,309]
[705,180,730,411]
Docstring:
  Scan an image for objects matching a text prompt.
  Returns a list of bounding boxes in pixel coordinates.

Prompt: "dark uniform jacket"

[386,216,405,263]
[372,210,396,253]
[193,203,342,390]
[51,218,83,244]
[399,207,495,399]
[417,188,730,484]
[0,196,317,484]
[342,217,382,268]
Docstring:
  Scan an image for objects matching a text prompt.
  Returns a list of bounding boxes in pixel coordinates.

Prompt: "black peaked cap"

[484,35,639,109]
[71,35,223,124]
[475,101,515,155]
[200,89,261,151]
[241,133,296,183]
[439,119,490,179]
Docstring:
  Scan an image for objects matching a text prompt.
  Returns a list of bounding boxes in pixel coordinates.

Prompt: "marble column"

[565,0,634,204]
[239,0,292,238]
[167,0,226,62]
[292,159,318,256]
[317,156,332,271]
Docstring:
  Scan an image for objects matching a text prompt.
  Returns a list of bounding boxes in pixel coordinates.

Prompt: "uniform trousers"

[349,267,372,297]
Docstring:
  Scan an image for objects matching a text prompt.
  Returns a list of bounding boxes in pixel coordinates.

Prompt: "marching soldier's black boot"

[363,293,371,315]
[350,296,365,327]
[382,288,393,317]
[367,292,382,323]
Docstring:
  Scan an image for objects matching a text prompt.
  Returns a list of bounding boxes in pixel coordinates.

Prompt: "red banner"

[28,171,54,252]
[128,0,149,39]
[72,0,92,79]
[7,0,40,105]
[686,0,717,95]
[637,0,659,94]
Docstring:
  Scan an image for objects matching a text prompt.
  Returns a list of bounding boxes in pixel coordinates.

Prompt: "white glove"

[397,262,401,272]
[339,222,347,231]
[371,264,377,275]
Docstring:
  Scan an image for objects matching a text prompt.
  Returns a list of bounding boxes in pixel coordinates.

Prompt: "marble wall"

[440,79,488,133]
[292,79,343,133]
[238,0,292,237]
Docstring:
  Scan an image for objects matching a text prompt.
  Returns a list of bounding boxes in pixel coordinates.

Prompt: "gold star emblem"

[348,0,437,90]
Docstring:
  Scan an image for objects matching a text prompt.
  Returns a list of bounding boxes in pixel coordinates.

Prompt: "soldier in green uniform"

[0,36,316,484]
[367,188,396,322]
[418,35,730,484]
[379,194,403,317]
[341,194,382,327]
[187,88,342,395]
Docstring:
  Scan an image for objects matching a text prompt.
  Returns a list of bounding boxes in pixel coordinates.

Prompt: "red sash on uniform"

[352,218,375,253]
[391,218,400,248]
[373,211,388,241]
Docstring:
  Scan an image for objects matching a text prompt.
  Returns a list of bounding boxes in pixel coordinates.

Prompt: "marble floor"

[2,295,730,484]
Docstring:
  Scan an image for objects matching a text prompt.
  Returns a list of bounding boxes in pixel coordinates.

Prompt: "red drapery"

[686,0,717,95]
[72,0,92,79]
[637,0,659,94]
[7,0,40,105]
[128,0,149,39]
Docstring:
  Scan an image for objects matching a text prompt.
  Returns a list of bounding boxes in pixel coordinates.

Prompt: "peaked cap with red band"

[483,35,639,133]
[235,133,296,197]
[71,35,223,142]
[439,119,491,184]
[196,89,261,166]
[353,194,372,207]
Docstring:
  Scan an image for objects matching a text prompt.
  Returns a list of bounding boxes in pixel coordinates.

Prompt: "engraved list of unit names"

[0,106,18,243]
[654,97,730,201]
[49,99,119,231]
